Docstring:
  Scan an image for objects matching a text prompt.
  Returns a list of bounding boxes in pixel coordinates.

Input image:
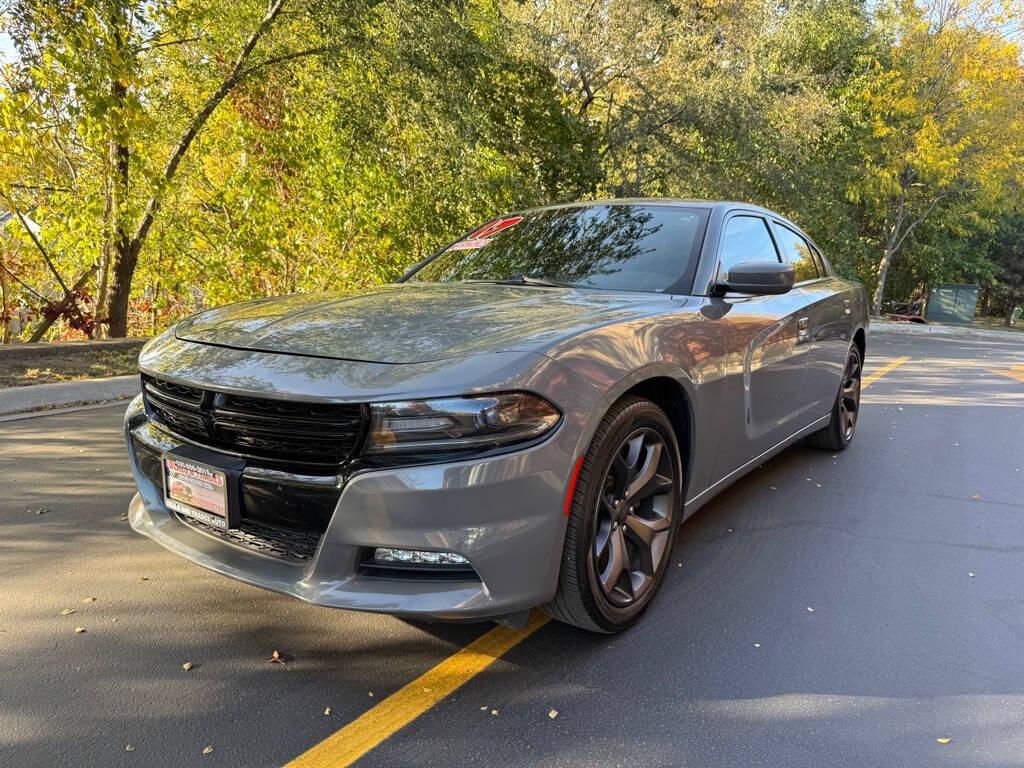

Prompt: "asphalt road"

[2,330,1023,767]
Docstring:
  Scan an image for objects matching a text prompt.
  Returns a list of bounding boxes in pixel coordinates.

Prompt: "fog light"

[373,548,468,565]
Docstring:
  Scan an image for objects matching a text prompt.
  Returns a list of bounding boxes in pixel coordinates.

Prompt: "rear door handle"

[844,299,852,314]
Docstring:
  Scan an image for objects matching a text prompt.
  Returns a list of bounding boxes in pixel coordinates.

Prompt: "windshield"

[410,204,709,293]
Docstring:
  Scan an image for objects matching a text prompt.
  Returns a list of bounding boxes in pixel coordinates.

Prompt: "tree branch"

[892,190,951,255]
[0,189,73,297]
[137,36,202,53]
[128,0,288,254]
[241,45,336,77]
[0,261,48,303]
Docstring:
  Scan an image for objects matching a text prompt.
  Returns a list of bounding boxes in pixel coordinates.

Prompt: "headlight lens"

[364,392,561,454]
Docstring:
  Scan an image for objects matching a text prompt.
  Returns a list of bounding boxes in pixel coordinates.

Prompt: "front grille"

[142,374,366,466]
[178,513,322,562]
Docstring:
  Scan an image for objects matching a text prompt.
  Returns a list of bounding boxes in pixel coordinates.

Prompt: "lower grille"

[177,513,322,562]
[130,431,337,562]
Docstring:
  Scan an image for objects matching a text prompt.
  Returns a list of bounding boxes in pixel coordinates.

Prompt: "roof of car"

[525,198,779,216]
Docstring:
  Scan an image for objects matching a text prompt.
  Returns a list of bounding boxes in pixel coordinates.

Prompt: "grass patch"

[1,347,140,388]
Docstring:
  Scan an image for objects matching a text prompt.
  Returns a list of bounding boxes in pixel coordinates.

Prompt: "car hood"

[174,283,676,364]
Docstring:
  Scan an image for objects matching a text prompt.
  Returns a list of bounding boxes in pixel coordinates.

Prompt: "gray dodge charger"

[125,199,868,633]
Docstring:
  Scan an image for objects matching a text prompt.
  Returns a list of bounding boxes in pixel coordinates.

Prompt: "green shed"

[926,284,979,324]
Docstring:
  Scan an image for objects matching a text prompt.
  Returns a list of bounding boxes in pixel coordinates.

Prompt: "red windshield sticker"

[448,216,523,250]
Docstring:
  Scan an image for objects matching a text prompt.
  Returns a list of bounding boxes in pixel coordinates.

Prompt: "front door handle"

[844,299,852,315]
[797,316,810,343]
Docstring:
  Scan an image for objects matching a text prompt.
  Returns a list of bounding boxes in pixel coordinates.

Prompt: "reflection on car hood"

[174,283,675,364]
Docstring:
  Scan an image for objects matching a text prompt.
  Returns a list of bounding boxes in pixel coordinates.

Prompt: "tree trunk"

[0,265,10,343]
[95,152,114,337]
[872,242,895,318]
[107,239,139,338]
[1007,300,1017,327]
[104,17,133,338]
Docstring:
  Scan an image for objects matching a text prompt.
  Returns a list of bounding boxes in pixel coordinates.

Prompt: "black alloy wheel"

[592,427,675,607]
[807,343,863,451]
[543,396,682,633]
[839,348,862,440]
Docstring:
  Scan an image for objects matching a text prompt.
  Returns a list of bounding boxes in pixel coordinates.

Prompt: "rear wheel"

[543,397,682,633]
[807,345,862,451]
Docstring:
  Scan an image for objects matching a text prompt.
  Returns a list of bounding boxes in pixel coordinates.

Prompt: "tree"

[1,0,364,335]
[844,0,1024,316]
[988,212,1024,325]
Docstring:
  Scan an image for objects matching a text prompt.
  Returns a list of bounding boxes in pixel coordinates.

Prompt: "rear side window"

[810,244,829,277]
[771,222,819,282]
[719,216,779,279]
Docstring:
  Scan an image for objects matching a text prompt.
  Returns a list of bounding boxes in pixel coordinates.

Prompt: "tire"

[542,396,683,633]
[806,344,863,451]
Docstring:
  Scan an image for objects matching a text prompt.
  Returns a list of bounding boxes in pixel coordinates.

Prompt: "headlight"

[364,392,561,454]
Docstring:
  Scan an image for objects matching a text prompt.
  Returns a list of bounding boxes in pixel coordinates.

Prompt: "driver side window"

[719,216,780,280]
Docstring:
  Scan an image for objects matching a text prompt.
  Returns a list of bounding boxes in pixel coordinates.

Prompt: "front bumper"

[124,396,578,621]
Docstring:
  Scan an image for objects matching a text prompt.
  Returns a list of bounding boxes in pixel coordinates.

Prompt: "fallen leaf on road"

[60,608,74,616]
[269,650,286,666]
[972,494,980,500]
[368,691,373,697]
[324,706,331,716]
[36,508,49,515]
[202,745,213,755]
[74,627,85,633]
[937,738,951,745]
[807,607,814,613]
[968,572,975,578]
[423,687,432,693]
[82,597,96,603]
[491,709,498,716]
[753,643,761,648]
[480,706,488,711]
[548,709,558,719]
[137,576,149,582]
[182,662,194,671]
[125,744,134,752]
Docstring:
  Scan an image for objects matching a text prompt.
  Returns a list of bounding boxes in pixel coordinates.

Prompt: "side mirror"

[715,261,795,296]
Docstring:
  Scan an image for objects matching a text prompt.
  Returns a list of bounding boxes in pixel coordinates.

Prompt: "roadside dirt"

[0,341,145,388]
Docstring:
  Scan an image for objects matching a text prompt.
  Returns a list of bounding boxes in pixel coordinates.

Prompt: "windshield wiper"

[470,275,576,288]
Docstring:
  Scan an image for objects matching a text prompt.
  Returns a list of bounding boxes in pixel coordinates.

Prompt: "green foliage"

[0,0,1021,338]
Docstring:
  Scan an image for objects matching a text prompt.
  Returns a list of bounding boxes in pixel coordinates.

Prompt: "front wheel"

[543,397,682,633]
[807,344,862,451]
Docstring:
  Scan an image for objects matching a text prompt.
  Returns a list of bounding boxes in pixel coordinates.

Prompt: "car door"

[709,212,814,483]
[770,221,850,416]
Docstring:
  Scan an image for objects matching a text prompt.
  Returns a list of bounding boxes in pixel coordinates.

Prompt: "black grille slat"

[211,413,363,437]
[221,395,360,420]
[177,513,321,562]
[142,375,365,465]
[145,378,204,405]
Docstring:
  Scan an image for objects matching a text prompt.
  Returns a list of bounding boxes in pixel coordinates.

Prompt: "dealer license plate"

[163,457,228,529]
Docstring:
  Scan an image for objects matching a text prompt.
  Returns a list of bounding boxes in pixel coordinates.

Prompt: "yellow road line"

[862,355,911,389]
[286,612,549,768]
[990,364,1024,384]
